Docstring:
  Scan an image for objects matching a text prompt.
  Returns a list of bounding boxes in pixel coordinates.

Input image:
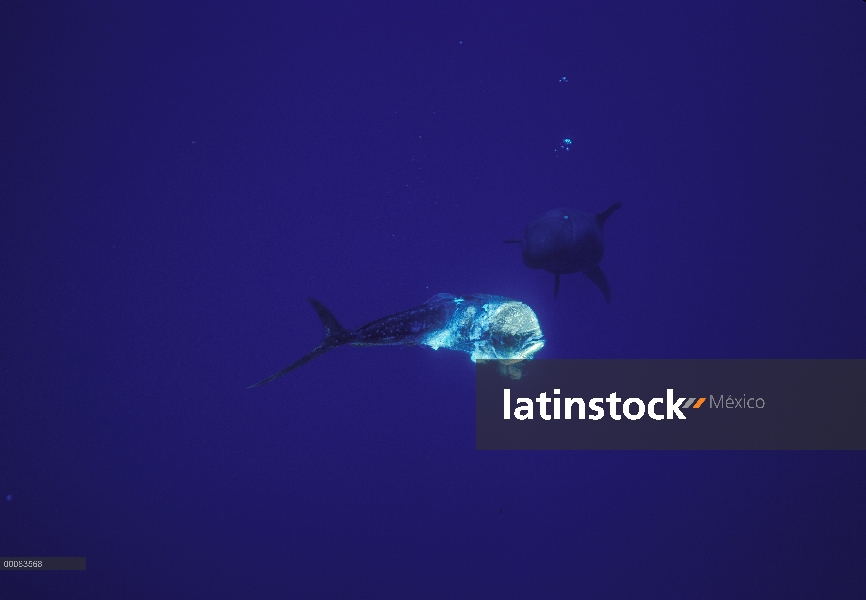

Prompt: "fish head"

[470,299,545,361]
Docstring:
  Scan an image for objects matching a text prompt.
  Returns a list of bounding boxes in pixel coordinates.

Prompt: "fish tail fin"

[307,297,350,344]
[247,345,334,388]
[596,202,622,229]
[247,298,350,389]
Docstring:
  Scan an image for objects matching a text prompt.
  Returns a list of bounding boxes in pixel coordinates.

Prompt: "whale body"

[506,202,621,301]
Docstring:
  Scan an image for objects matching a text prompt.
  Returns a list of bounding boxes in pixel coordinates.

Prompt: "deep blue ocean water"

[2,1,865,597]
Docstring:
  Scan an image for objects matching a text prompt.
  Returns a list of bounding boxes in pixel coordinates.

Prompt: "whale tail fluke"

[595,202,622,229]
[247,298,350,389]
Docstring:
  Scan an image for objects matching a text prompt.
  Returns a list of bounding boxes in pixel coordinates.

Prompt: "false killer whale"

[249,293,545,388]
[506,202,621,301]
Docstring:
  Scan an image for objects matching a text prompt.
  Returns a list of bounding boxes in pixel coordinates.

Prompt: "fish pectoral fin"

[584,265,611,303]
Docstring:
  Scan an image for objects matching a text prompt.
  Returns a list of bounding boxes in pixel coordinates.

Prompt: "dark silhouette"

[506,203,621,301]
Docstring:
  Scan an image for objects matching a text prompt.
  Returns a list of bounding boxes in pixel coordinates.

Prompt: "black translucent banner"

[1,557,86,570]
[476,360,866,450]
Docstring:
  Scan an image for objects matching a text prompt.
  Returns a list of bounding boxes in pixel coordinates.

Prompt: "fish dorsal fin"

[595,202,622,229]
